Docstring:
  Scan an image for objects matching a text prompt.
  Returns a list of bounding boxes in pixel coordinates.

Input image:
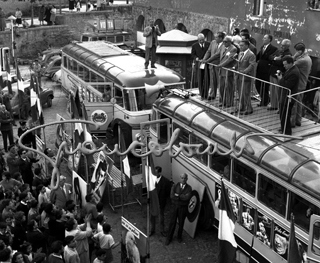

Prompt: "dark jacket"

[256,44,278,77]
[279,65,300,102]
[269,48,292,77]
[170,182,192,207]
[18,157,38,186]
[6,152,20,175]
[26,229,47,252]
[156,176,171,210]
[191,41,210,61]
[0,110,12,131]
[12,221,27,250]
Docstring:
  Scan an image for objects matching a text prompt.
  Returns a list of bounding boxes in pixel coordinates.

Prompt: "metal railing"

[191,61,292,134]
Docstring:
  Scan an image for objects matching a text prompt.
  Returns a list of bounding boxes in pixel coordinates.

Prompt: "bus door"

[82,83,114,132]
[148,114,172,181]
[308,214,320,262]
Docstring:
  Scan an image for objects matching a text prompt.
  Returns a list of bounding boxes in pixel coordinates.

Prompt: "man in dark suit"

[18,148,39,186]
[203,32,226,100]
[256,34,278,106]
[191,33,210,99]
[235,40,256,115]
[217,36,237,107]
[277,55,300,135]
[50,175,72,209]
[150,166,171,237]
[165,173,192,245]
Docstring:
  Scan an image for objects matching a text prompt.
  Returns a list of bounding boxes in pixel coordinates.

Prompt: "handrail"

[309,75,320,81]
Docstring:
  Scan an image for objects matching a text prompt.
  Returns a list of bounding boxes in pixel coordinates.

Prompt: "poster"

[256,212,271,247]
[121,217,147,263]
[72,171,87,208]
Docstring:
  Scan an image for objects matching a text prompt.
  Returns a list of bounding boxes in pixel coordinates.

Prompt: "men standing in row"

[165,173,192,245]
[236,40,256,115]
[277,55,300,135]
[143,19,161,69]
[191,33,210,99]
[291,43,312,127]
[217,36,237,107]
[269,39,292,111]
[203,32,225,100]
[256,34,278,106]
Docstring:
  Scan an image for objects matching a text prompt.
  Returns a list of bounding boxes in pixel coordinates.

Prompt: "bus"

[61,41,185,146]
[150,89,320,263]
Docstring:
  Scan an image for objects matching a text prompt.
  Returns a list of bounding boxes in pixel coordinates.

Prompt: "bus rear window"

[232,159,256,196]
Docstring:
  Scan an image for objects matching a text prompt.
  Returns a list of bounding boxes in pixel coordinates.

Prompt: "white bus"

[61,41,185,146]
[150,89,320,263]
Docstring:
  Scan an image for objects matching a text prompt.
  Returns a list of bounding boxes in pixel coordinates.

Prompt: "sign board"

[121,217,147,261]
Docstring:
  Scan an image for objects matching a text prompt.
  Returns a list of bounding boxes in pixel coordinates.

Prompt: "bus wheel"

[187,190,201,223]
[198,192,214,230]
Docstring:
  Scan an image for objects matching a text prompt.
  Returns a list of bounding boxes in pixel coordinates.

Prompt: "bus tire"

[198,192,214,230]
[187,190,201,223]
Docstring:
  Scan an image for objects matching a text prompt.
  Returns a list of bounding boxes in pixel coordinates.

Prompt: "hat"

[19,121,26,126]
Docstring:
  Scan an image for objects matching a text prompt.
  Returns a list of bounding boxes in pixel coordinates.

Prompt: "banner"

[121,217,147,262]
[35,135,47,179]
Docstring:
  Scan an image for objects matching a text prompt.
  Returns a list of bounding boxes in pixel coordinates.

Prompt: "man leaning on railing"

[276,56,300,135]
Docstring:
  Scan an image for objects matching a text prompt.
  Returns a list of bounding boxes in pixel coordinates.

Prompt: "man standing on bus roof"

[143,20,161,69]
[165,173,192,246]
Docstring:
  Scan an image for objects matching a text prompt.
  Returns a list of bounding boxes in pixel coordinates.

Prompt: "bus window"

[82,36,89,42]
[210,154,230,180]
[114,87,123,107]
[232,159,256,196]
[173,123,189,147]
[78,65,90,82]
[290,193,320,232]
[311,222,320,255]
[69,60,78,74]
[256,212,271,247]
[190,134,208,166]
[258,174,287,217]
[241,203,255,234]
[63,56,67,68]
[90,71,98,82]
[124,89,138,111]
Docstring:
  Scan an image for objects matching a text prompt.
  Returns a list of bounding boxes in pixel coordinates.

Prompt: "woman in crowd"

[39,5,46,25]
[50,5,57,25]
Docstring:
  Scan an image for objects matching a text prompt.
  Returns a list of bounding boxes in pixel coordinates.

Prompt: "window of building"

[258,174,287,217]
[190,134,208,166]
[232,159,256,196]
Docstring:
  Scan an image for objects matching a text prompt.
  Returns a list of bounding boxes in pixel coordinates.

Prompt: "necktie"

[239,52,244,61]
[262,45,267,54]
[201,44,203,49]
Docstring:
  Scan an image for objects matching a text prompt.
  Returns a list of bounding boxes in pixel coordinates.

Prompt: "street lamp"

[7,15,16,64]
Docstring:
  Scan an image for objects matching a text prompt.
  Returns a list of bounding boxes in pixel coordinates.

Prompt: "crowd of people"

[0,127,118,263]
[191,28,313,135]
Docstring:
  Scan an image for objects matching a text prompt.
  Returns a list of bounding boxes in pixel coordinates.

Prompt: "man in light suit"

[217,36,238,107]
[203,32,226,100]
[236,40,256,115]
[150,166,171,237]
[165,173,192,245]
[256,34,278,106]
[50,175,72,209]
[191,33,210,99]
[143,19,161,69]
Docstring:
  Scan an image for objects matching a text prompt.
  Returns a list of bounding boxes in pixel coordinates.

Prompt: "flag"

[218,180,237,263]
[287,214,302,263]
[30,75,44,125]
[71,94,83,148]
[119,127,133,194]
[16,65,25,109]
[146,154,160,217]
[5,53,12,94]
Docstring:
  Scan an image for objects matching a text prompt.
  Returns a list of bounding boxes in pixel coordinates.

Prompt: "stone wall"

[0,25,72,58]
[56,5,135,40]
[132,4,229,36]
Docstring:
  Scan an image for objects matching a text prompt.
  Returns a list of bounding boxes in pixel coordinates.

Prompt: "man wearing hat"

[0,104,14,152]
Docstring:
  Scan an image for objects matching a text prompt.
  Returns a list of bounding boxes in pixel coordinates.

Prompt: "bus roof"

[62,42,185,88]
[154,93,320,198]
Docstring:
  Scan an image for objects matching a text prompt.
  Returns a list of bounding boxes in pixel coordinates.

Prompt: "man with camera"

[143,20,161,69]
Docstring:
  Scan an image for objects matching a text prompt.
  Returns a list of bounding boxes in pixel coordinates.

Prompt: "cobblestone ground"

[1,67,219,262]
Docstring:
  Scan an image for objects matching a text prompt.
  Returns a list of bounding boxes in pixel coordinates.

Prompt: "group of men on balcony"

[191,29,312,135]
